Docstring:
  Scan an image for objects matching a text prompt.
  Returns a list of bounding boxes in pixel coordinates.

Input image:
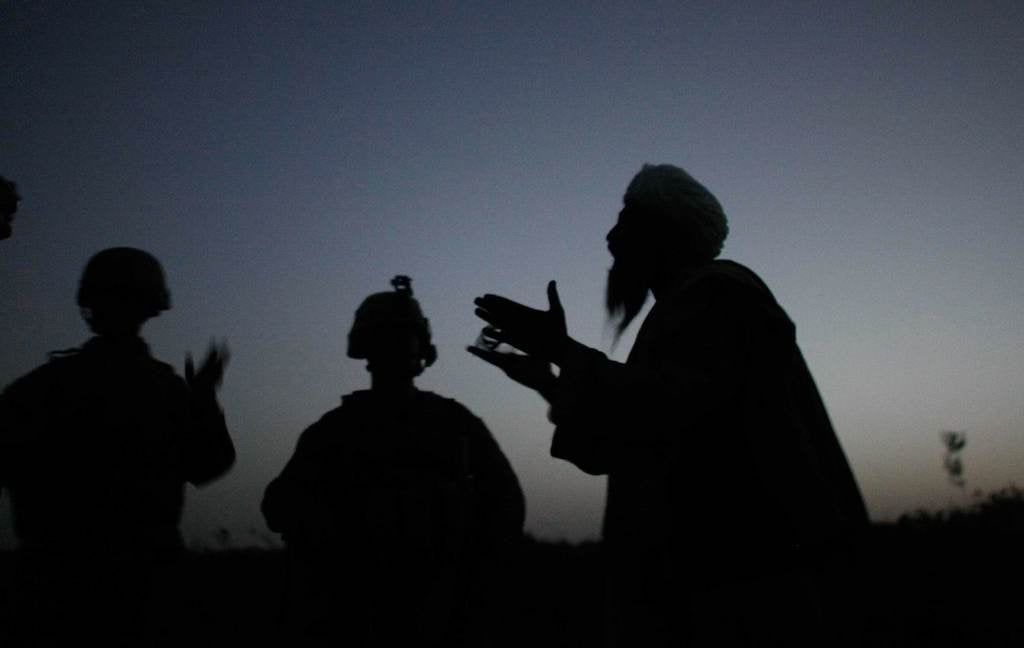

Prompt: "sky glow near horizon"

[2,2,1023,547]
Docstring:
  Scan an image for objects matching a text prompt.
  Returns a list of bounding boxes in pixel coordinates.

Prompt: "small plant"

[940,430,967,489]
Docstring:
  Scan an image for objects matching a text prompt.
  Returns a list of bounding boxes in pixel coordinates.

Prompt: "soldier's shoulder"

[11,345,93,382]
[417,391,487,427]
[290,405,365,455]
[0,351,92,406]
[313,403,349,426]
[334,390,378,420]
[52,342,181,379]
[2,360,60,396]
[296,404,350,442]
[144,355,182,377]
[129,357,189,397]
[339,389,372,407]
[418,390,470,412]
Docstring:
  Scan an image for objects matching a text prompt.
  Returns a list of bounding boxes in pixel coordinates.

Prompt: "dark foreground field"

[2,490,1022,647]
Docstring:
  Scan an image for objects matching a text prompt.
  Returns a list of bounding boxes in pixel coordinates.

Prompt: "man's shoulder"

[685,260,773,297]
[650,260,795,340]
[659,260,780,314]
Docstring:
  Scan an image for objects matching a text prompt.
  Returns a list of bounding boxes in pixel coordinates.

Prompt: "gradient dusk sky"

[2,2,1022,547]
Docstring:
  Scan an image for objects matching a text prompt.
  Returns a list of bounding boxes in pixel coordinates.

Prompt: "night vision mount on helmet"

[347,275,438,367]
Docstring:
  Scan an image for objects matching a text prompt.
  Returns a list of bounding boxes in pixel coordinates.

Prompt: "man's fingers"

[466,345,489,361]
[475,294,518,310]
[474,307,501,327]
[215,342,231,371]
[475,294,535,319]
[476,306,526,331]
[474,326,504,351]
[466,345,510,369]
[481,325,505,342]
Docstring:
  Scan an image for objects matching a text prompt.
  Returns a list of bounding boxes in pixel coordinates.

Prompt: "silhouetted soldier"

[1,176,20,240]
[0,247,235,646]
[470,165,869,646]
[263,276,524,647]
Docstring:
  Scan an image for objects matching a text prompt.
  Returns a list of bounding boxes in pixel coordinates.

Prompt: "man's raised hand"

[472,280,568,365]
[467,330,557,400]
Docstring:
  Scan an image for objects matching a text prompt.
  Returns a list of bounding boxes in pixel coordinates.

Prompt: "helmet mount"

[348,276,437,369]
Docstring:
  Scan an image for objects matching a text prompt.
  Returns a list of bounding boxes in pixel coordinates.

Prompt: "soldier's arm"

[178,344,235,485]
[260,474,290,534]
[261,418,332,537]
[464,410,526,547]
[181,380,236,486]
[0,387,13,494]
[0,368,51,494]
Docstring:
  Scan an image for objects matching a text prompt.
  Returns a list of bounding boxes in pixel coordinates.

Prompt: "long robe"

[551,260,868,645]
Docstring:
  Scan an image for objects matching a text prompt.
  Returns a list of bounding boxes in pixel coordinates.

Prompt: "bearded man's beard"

[606,257,650,341]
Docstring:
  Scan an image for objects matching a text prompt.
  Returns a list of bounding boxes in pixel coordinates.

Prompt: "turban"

[624,164,729,260]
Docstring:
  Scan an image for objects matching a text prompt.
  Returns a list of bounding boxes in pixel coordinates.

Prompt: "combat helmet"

[77,247,171,319]
[348,275,437,367]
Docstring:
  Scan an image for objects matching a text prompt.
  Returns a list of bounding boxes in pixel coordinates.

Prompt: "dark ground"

[1,489,1022,647]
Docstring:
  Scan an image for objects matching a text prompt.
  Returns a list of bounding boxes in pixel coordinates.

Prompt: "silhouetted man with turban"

[470,164,868,646]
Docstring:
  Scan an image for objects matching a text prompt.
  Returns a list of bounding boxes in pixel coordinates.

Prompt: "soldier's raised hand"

[185,340,230,395]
